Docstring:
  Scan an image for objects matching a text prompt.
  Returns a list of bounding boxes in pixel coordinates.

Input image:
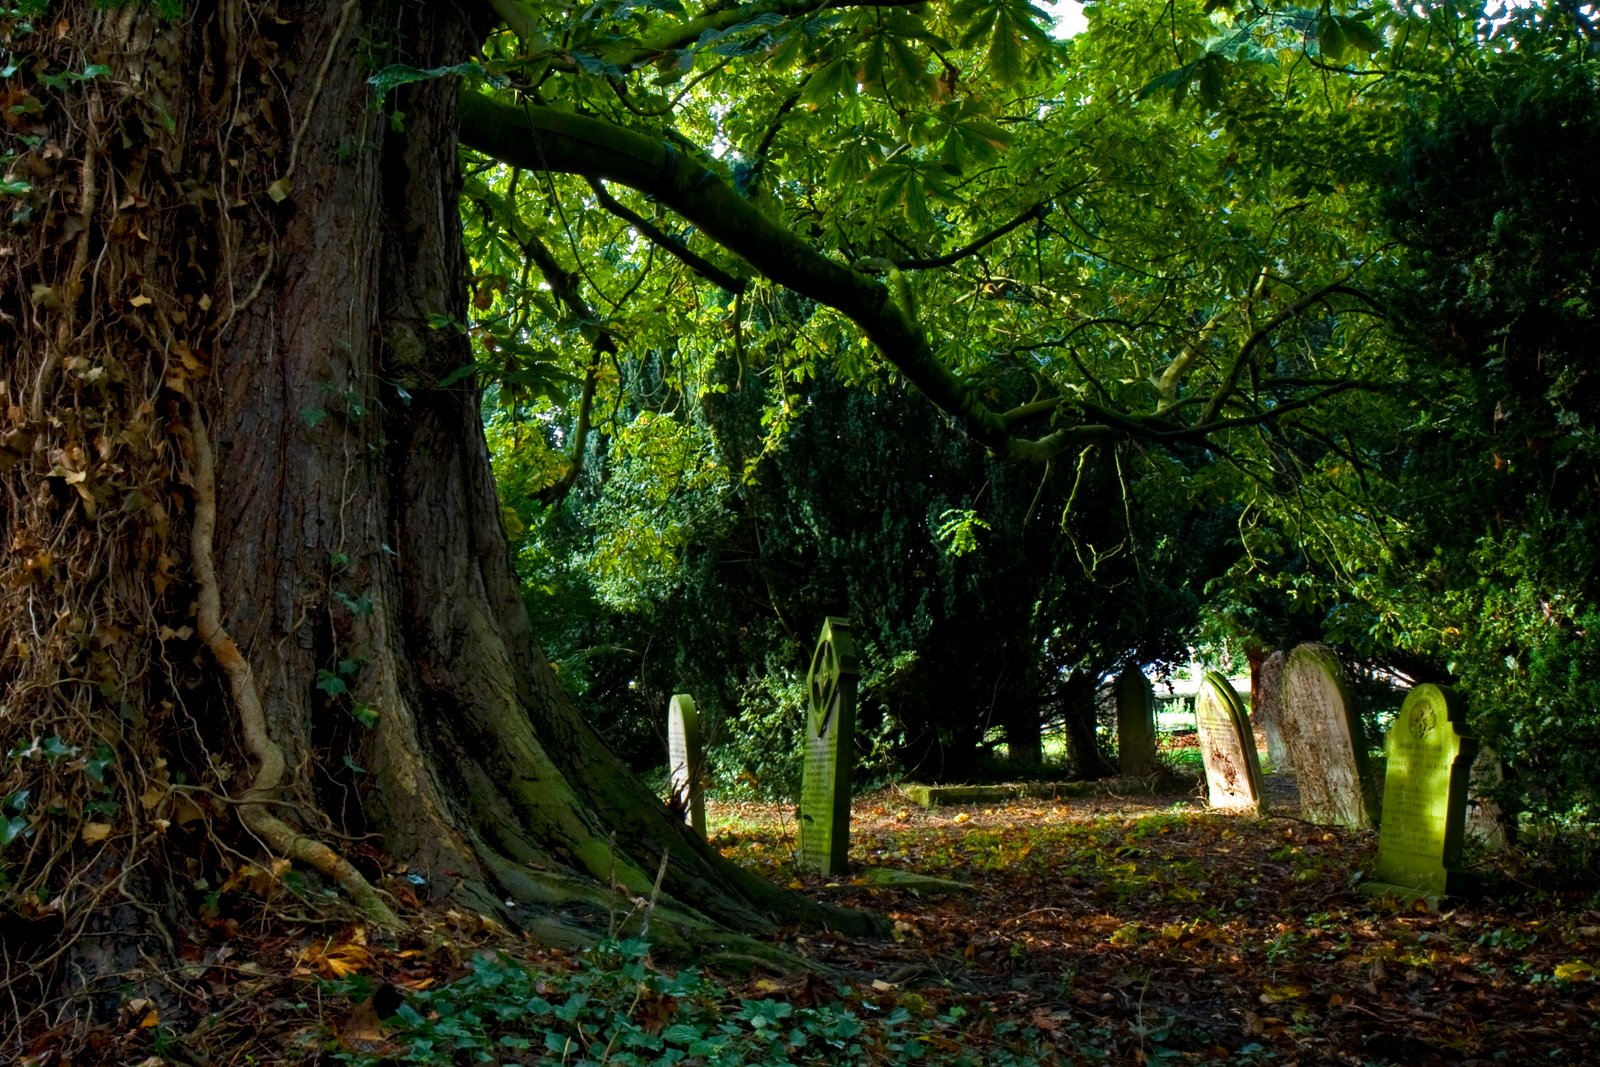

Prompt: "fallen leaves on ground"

[714,786,1600,1064]
[29,784,1600,1065]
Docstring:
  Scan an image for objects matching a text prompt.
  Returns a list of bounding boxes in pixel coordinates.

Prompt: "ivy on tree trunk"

[0,0,866,1033]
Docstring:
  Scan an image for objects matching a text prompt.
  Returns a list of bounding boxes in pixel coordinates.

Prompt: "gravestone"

[1195,671,1265,812]
[1115,670,1157,775]
[666,693,706,837]
[1254,650,1290,771]
[1465,746,1513,851]
[1282,644,1380,829]
[1373,684,1478,897]
[799,617,859,876]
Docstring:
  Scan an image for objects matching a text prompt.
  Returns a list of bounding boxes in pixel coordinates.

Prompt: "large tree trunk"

[0,0,862,1039]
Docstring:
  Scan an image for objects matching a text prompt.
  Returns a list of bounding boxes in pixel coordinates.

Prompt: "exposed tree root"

[186,409,399,929]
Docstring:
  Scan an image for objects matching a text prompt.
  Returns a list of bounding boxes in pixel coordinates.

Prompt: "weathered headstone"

[1373,684,1478,897]
[1195,671,1265,812]
[1115,670,1157,775]
[799,617,859,876]
[666,693,706,837]
[1465,746,1513,851]
[1254,650,1290,771]
[1281,644,1380,829]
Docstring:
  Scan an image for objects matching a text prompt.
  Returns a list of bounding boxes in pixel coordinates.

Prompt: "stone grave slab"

[1372,683,1478,898]
[1196,670,1266,812]
[1116,670,1157,775]
[1282,644,1379,829]
[799,617,859,876]
[667,693,706,837]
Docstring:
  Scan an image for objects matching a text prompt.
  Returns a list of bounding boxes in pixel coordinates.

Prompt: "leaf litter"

[28,786,1600,1065]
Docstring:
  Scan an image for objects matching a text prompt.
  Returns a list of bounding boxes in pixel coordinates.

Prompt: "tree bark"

[0,0,866,1040]
[1061,672,1116,779]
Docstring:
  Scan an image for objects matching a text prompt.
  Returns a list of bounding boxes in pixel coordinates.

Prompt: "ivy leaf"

[315,670,348,699]
[368,61,482,98]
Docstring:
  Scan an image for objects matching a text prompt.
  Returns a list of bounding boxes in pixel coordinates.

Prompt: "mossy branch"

[457,93,1107,463]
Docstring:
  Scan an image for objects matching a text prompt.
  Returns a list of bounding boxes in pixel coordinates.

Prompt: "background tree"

[504,357,1229,787]
[465,0,1416,790]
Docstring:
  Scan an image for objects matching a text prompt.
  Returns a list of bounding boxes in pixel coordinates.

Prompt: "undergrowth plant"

[330,939,1061,1066]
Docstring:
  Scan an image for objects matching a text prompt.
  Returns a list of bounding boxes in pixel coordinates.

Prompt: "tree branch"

[897,202,1046,271]
[457,93,1380,464]
[458,92,1091,461]
[484,0,933,70]
[1198,282,1374,426]
[462,177,610,504]
[587,178,748,293]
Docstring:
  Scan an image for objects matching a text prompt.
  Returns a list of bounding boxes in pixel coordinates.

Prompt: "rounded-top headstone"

[1375,683,1478,896]
[1282,644,1379,829]
[1115,670,1157,775]
[1255,650,1289,771]
[1195,671,1265,811]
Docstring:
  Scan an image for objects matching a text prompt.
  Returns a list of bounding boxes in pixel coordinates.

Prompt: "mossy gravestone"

[1195,671,1265,812]
[1282,644,1380,829]
[666,693,705,837]
[1374,684,1478,898]
[799,617,858,876]
[1116,670,1157,775]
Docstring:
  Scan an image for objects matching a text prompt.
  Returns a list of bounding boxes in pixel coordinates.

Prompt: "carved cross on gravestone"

[1195,671,1266,812]
[799,617,858,876]
[667,693,705,837]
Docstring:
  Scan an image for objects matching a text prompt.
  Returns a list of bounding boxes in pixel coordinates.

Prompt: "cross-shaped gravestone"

[667,693,705,837]
[1195,671,1265,812]
[1282,644,1380,829]
[799,617,858,876]
[1373,684,1478,898]
[1116,669,1157,775]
